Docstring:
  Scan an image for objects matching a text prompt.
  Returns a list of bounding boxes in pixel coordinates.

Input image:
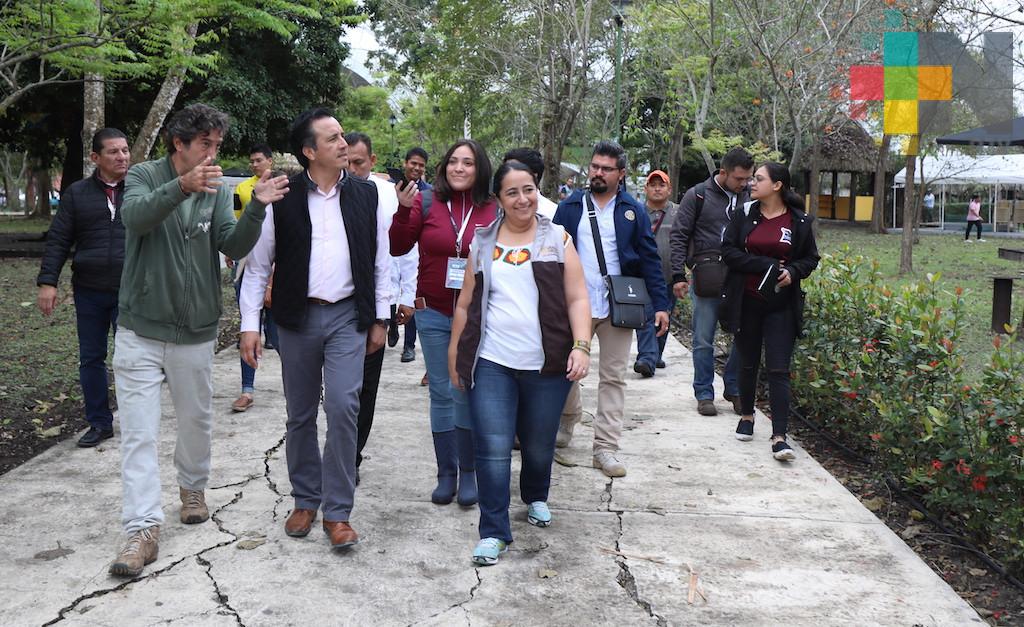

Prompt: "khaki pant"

[113,327,215,534]
[560,317,633,453]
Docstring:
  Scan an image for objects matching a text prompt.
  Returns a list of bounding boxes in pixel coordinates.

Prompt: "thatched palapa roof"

[796,122,878,174]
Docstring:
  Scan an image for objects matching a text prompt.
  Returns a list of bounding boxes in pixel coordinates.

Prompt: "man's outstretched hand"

[252,170,290,206]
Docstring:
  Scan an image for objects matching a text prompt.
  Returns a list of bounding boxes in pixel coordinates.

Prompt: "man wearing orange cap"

[633,170,679,376]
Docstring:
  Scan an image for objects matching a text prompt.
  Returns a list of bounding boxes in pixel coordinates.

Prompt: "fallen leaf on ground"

[862,497,885,511]
[900,525,923,540]
[969,568,988,577]
[538,568,558,579]
[237,537,267,550]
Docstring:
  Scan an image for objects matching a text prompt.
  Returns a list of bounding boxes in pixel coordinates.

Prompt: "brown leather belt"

[307,297,337,305]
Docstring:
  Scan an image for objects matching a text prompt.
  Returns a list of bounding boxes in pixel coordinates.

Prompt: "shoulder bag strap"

[585,193,609,278]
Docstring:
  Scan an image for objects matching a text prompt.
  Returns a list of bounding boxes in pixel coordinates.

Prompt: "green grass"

[0,216,51,234]
[815,224,1024,374]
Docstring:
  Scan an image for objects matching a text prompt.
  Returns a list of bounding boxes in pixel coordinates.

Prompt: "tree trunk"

[130,22,199,164]
[869,134,890,234]
[82,73,105,178]
[667,119,686,201]
[899,153,916,274]
[807,140,821,220]
[28,168,52,218]
[540,111,564,200]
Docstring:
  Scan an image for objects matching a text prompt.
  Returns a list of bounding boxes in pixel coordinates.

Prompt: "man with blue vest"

[553,140,669,477]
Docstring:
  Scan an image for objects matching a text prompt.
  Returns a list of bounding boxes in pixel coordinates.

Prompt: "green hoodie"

[118,156,267,344]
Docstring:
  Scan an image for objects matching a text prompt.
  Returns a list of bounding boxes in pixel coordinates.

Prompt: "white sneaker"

[978,238,987,242]
[593,451,626,477]
[964,239,973,243]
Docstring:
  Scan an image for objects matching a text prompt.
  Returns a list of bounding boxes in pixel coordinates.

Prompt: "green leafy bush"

[793,251,1024,574]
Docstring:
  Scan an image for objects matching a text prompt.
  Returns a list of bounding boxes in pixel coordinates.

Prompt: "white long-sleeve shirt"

[240,172,393,332]
[391,245,419,307]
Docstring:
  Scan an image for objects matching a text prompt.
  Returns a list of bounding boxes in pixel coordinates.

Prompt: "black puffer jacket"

[37,171,125,292]
[719,200,820,337]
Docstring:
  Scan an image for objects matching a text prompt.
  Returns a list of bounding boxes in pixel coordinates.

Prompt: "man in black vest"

[37,128,130,448]
[240,108,391,550]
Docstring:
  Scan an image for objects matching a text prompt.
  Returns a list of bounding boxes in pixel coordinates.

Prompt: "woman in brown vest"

[449,161,592,565]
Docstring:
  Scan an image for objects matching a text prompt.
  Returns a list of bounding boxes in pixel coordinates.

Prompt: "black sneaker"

[772,439,795,461]
[656,360,666,369]
[735,419,754,442]
[77,426,114,448]
[401,347,416,362]
[633,362,655,378]
[387,322,400,348]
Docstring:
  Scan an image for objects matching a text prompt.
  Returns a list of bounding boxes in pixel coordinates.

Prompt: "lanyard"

[446,199,475,256]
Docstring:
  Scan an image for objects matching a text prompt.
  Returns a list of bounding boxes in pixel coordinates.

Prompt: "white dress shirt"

[574,193,621,319]
[537,193,558,219]
[391,245,418,307]
[240,172,393,332]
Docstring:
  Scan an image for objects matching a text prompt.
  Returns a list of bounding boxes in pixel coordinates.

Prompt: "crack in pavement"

[42,490,246,625]
[263,434,287,521]
[44,433,286,625]
[194,490,249,626]
[605,476,668,627]
[407,567,483,626]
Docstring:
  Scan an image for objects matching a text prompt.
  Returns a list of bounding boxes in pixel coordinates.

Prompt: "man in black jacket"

[669,147,753,417]
[36,128,130,447]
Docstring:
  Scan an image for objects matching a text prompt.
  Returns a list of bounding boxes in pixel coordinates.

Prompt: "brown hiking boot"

[109,526,159,577]
[697,399,718,416]
[179,487,209,524]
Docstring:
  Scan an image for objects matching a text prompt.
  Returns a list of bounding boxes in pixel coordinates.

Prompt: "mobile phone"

[414,296,427,310]
[386,167,406,186]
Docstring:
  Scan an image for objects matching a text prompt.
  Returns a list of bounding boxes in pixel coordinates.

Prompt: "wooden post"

[831,170,839,219]
[848,171,857,222]
[992,277,1014,333]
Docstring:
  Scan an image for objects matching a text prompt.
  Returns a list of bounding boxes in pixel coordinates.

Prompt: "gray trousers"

[277,298,366,521]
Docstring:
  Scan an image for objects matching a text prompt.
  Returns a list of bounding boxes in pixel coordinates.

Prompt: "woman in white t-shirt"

[449,161,591,566]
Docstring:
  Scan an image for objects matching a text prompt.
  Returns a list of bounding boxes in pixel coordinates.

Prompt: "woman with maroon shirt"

[720,163,820,461]
[391,139,498,504]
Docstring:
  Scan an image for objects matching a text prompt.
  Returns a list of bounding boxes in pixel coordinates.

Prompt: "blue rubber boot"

[455,427,478,507]
[431,431,458,504]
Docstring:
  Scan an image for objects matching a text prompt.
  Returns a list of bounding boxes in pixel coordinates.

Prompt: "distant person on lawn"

[108,103,287,578]
[37,128,130,448]
[966,195,985,242]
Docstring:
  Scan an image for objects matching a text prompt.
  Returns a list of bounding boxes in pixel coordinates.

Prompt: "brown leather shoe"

[231,393,254,412]
[323,520,359,549]
[284,508,317,537]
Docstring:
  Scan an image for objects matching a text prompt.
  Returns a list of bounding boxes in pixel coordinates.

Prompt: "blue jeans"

[73,286,118,430]
[468,358,572,543]
[263,308,279,348]
[415,307,470,431]
[404,313,417,350]
[691,287,739,400]
[635,286,675,367]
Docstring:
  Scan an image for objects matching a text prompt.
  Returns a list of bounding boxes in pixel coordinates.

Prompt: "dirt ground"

[0,257,239,475]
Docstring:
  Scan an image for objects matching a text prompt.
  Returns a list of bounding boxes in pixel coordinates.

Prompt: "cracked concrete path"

[0,333,983,625]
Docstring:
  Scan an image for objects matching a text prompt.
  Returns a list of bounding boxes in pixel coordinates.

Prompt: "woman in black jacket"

[720,162,820,461]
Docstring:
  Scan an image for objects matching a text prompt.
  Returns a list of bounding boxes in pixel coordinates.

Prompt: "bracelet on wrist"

[572,339,591,355]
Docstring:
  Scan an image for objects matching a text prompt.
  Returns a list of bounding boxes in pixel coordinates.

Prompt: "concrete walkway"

[0,334,983,626]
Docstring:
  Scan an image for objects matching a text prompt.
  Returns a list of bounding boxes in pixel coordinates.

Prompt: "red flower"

[843,391,858,400]
[996,419,1005,426]
[869,432,882,442]
[931,460,943,470]
[972,475,988,492]
[955,459,971,476]
[1010,435,1019,445]
[928,360,940,368]
[955,286,964,296]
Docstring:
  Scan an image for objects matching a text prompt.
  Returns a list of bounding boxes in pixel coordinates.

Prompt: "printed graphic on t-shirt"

[779,227,792,245]
[493,245,532,266]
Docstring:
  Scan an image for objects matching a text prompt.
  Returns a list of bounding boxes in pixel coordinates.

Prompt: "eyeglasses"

[589,163,620,175]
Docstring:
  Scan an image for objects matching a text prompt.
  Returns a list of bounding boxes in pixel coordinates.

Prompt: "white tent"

[893,154,1024,185]
[891,154,1024,230]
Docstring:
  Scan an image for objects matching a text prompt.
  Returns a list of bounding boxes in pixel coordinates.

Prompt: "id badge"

[445,257,467,289]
